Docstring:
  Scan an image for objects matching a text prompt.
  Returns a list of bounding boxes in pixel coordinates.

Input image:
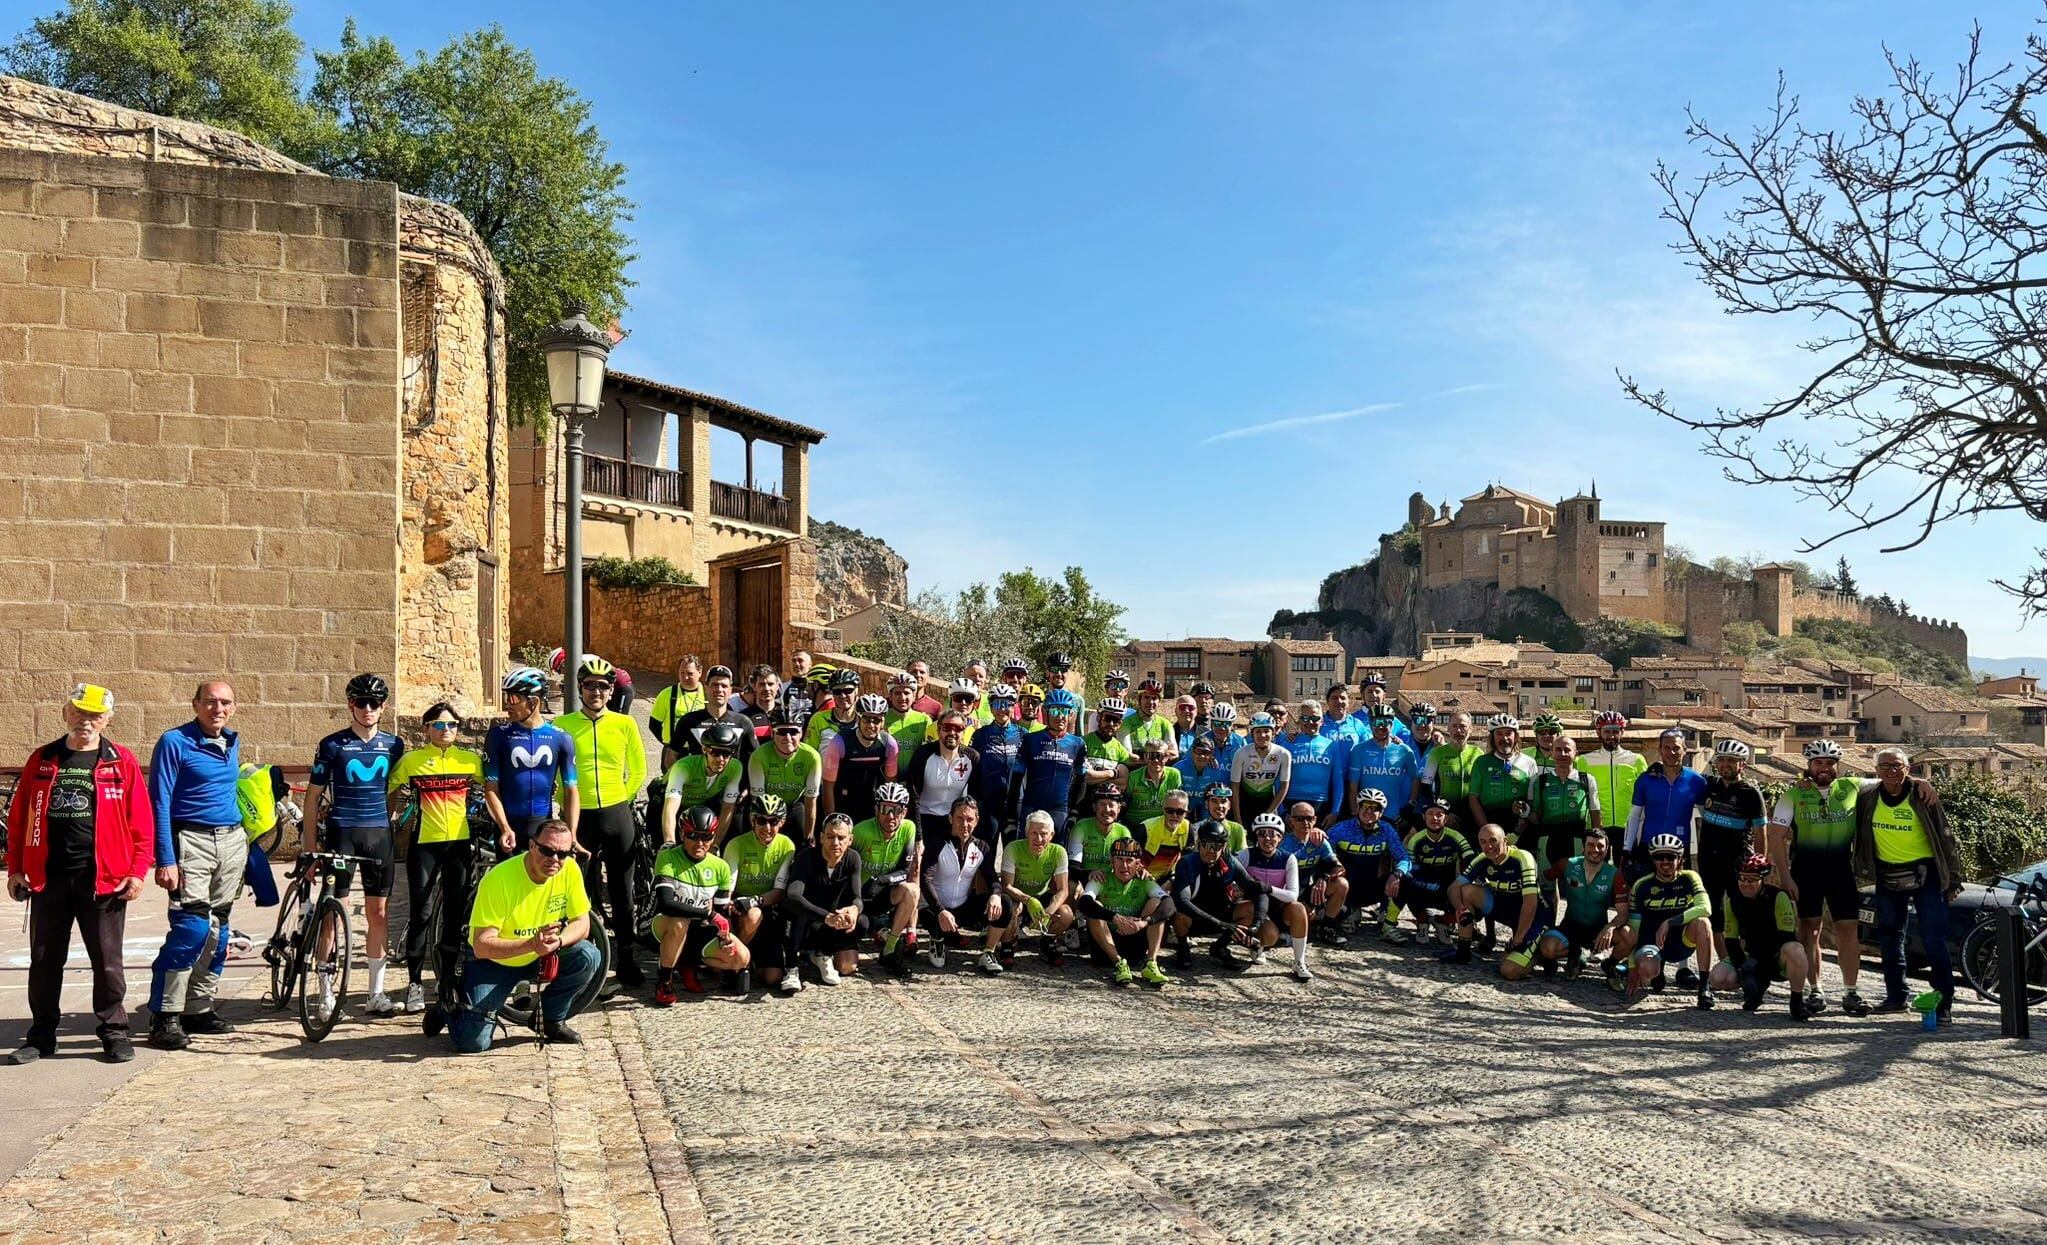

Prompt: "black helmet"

[1195,818,1229,846]
[699,720,746,754]
[681,805,720,840]
[771,702,809,729]
[345,673,389,705]
[830,668,862,692]
[750,792,788,820]
[1046,651,1072,671]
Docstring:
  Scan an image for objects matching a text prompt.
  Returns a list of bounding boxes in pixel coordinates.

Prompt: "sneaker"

[1673,965,1699,989]
[1042,941,1066,968]
[680,964,704,995]
[1381,926,1413,946]
[541,1020,582,1045]
[5,1043,50,1066]
[1139,959,1169,989]
[1061,927,1084,952]
[1289,962,1314,983]
[1805,988,1828,1016]
[810,953,842,987]
[775,973,804,996]
[148,1016,189,1051]
[879,948,912,979]
[403,982,427,1014]
[998,944,1016,968]
[422,1003,448,1038]
[1870,995,1908,1015]
[100,1034,134,1063]
[1841,990,1872,1017]
[318,969,338,1019]
[1322,923,1352,949]
[1696,987,1715,1011]
[1789,990,1811,1023]
[927,939,948,970]
[653,979,678,1008]
[182,1010,235,1035]
[1245,945,1266,967]
[1740,964,1766,1012]
[1439,945,1473,965]
[1110,958,1135,987]
[364,992,398,1017]
[977,950,1004,975]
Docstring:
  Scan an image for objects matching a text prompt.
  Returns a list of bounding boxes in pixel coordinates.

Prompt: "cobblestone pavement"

[637,935,2047,1245]
[0,951,674,1244]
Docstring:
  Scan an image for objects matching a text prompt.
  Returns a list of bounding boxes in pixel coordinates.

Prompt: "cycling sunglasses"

[349,697,385,710]
[683,831,718,843]
[426,720,460,732]
[533,843,575,860]
[773,727,802,738]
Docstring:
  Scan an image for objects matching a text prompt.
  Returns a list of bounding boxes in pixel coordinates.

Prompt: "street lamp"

[542,301,612,676]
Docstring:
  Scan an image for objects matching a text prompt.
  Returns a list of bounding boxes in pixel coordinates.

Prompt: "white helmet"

[1357,787,1389,809]
[1803,739,1843,760]
[949,677,979,697]
[1209,703,1238,725]
[1647,833,1686,858]
[1487,713,1519,731]
[1713,739,1751,761]
[1096,697,1129,717]
[875,782,911,807]
[854,693,888,716]
[1251,811,1285,833]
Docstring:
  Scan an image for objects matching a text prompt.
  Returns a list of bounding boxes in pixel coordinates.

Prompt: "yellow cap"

[70,683,114,714]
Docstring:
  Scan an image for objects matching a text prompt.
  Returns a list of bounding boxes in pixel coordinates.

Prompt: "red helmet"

[1594,710,1628,730]
[1738,853,1772,877]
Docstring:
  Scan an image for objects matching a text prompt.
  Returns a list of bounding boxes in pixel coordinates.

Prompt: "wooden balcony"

[583,453,686,509]
[711,480,794,531]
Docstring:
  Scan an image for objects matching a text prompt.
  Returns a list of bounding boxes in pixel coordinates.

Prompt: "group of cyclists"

[316,646,1957,1029]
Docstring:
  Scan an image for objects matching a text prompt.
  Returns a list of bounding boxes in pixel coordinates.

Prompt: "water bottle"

[1912,989,1941,1031]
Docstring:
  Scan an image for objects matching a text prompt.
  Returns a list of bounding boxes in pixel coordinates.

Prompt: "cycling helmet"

[1021,683,1046,701]
[854,693,889,716]
[1191,681,1216,697]
[1204,782,1233,801]
[1137,677,1162,694]
[1487,713,1520,731]
[1046,651,1073,671]
[1251,812,1285,833]
[1594,710,1628,730]
[1248,711,1276,729]
[1803,739,1843,760]
[830,669,862,692]
[577,655,616,681]
[1738,852,1772,876]
[681,805,720,839]
[888,670,919,688]
[1096,697,1129,718]
[1363,673,1387,687]
[875,782,911,807]
[699,720,746,754]
[1713,739,1751,761]
[804,663,837,687]
[1531,712,1563,733]
[1410,701,1438,721]
[750,792,788,820]
[547,646,567,674]
[1043,689,1080,712]
[1647,833,1686,858]
[1092,784,1125,803]
[1104,669,1130,687]
[988,682,1019,702]
[1367,704,1396,722]
[1357,787,1389,809]
[949,677,979,698]
[1195,819,1229,846]
[1001,656,1030,675]
[502,667,547,696]
[1209,703,1238,724]
[1421,797,1452,814]
[345,673,389,704]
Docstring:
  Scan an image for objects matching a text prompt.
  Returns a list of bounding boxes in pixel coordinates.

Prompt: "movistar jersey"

[554,709,646,811]
[388,744,484,843]
[1773,776,1862,860]
[722,832,796,898]
[311,728,404,829]
[484,721,576,821]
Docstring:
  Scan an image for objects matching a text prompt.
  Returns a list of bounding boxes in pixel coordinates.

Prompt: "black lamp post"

[541,302,611,673]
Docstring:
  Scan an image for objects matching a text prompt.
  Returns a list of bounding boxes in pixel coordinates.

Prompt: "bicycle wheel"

[1961,916,2047,1005]
[297,896,352,1042]
[265,879,306,1010]
[503,923,612,1029]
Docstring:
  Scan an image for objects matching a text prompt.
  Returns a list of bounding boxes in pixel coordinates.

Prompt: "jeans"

[449,939,600,1053]
[1873,874,1954,1005]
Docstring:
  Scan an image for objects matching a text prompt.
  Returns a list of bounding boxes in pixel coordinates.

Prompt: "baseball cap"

[70,683,114,714]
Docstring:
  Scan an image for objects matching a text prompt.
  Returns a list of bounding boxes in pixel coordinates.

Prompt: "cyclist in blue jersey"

[1174,735,1228,804]
[969,683,1025,837]
[1349,675,1415,751]
[1018,689,1086,836]
[484,667,579,854]
[1283,699,1346,826]
[1326,788,1412,939]
[1200,703,1245,775]
[1347,707,1420,825]
[1170,694,1202,756]
[303,674,406,1013]
[1280,801,1348,946]
[1624,729,1709,888]
[1407,701,1443,757]
[1320,684,1364,743]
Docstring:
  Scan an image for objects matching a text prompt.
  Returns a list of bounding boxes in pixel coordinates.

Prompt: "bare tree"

[1622,21,2047,609]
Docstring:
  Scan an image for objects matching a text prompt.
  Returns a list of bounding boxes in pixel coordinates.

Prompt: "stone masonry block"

[134,631,226,674]
[217,232,283,269]
[159,414,230,448]
[346,240,397,279]
[252,201,320,234]
[0,179,30,212]
[160,335,238,375]
[131,371,194,413]
[274,381,343,420]
[324,276,397,311]
[21,630,117,672]
[286,306,353,346]
[99,335,160,371]
[336,534,394,573]
[91,439,182,481]
[49,561,125,601]
[61,217,140,257]
[1,361,62,404]
[286,236,349,274]
[198,299,283,342]
[93,258,180,294]
[329,346,394,384]
[173,525,260,567]
[61,289,123,330]
[28,254,93,287]
[0,479,22,519]
[177,266,264,301]
[195,375,273,420]
[216,567,290,606]
[226,419,304,451]
[0,560,52,603]
[104,526,172,562]
[62,367,129,411]
[0,253,23,285]
[305,420,381,454]
[0,326,21,361]
[126,482,226,526]
[34,184,95,216]
[109,413,163,445]
[94,189,188,225]
[0,212,63,251]
[260,530,340,570]
[240,342,330,382]
[1,286,62,325]
[186,197,255,232]
[290,570,388,609]
[139,224,217,265]
[39,409,108,441]
[261,272,325,305]
[27,327,102,366]
[354,308,398,351]
[127,566,219,605]
[344,384,396,423]
[226,634,295,672]
[127,293,200,333]
[25,478,108,522]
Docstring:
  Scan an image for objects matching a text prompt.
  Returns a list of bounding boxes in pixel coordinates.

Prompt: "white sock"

[368,957,386,996]
[1293,939,1309,970]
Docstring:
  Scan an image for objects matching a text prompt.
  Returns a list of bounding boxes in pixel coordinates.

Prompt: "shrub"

[587,555,695,590]
[1932,772,2047,881]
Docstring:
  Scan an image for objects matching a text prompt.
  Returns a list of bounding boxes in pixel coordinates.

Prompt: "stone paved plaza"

[637,937,2047,1245]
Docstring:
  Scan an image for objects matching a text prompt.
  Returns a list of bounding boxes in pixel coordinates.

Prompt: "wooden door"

[737,562,781,674]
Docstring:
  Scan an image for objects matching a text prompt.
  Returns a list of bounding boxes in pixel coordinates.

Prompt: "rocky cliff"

[812,518,909,621]
[1273,538,1502,657]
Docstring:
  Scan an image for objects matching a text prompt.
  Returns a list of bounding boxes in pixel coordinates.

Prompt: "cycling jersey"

[1071,816,1131,873]
[648,683,707,749]
[387,744,484,843]
[1628,869,1710,933]
[1697,776,1766,853]
[1404,827,1473,884]
[1124,766,1183,829]
[1348,738,1421,816]
[484,721,576,821]
[1461,847,1540,914]
[1173,758,1230,802]
[1525,769,1600,829]
[1172,850,1250,920]
[1119,713,1178,755]
[882,708,932,760]
[1001,838,1068,897]
[925,835,993,910]
[553,709,646,811]
[851,817,918,880]
[1469,751,1537,822]
[1319,714,1364,743]
[968,721,1024,816]
[654,845,734,911]
[1019,731,1086,815]
[1082,731,1135,777]
[1558,856,1620,929]
[1138,815,1190,881]
[1283,732,1347,809]
[1279,832,1340,880]
[1421,743,1483,804]
[1235,846,1300,901]
[1086,871,1164,918]
[820,730,899,824]
[1230,743,1291,799]
[804,708,859,753]
[1725,883,1797,959]
[746,743,823,805]
[1579,746,1648,825]
[662,753,743,812]
[310,728,404,829]
[1348,709,1415,752]
[1627,766,1710,857]
[1870,789,1934,864]
[722,831,796,898]
[1773,776,1862,861]
[1201,730,1245,775]
[1327,817,1411,874]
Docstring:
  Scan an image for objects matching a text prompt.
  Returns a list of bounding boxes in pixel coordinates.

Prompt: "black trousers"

[403,839,476,976]
[27,870,129,1045]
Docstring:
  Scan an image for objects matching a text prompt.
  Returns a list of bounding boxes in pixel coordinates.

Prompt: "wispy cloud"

[1197,384,1498,446]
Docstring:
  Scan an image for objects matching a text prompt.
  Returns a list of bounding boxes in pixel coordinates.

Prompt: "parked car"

[1858,858,2044,970]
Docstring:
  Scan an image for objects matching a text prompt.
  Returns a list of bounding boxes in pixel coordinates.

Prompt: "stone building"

[1410,484,1668,624]
[1112,638,1262,702]
[0,77,505,757]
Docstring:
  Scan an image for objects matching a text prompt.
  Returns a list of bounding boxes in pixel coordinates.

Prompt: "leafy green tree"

[298,22,634,423]
[1931,773,2047,881]
[841,569,1127,693]
[3,0,314,147]
[996,567,1127,693]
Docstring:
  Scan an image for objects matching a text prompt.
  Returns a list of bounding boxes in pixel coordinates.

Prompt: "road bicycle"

[263,851,371,1042]
[1961,873,2047,1006]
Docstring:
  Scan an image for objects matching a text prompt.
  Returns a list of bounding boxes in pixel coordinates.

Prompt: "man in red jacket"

[5,684,154,1064]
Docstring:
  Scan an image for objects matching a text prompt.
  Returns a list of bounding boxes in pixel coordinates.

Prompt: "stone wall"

[521,571,717,676]
[0,145,401,756]
[1789,588,1872,626]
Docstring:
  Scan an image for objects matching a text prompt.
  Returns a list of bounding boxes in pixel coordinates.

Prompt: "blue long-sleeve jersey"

[148,722,242,865]
[1326,816,1413,874]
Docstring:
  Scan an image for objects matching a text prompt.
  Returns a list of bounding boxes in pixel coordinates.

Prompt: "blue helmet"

[1043,689,1081,712]
[501,666,547,696]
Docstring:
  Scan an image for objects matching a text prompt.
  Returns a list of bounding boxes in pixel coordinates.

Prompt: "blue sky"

[292,1,2047,656]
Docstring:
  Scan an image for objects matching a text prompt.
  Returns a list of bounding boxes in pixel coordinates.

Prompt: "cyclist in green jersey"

[747,707,822,846]
[1120,678,1179,761]
[1619,833,1714,1009]
[1420,711,1482,830]
[1468,714,1538,833]
[805,670,864,751]
[651,806,749,1001]
[996,810,1074,964]
[1531,825,1625,981]
[1768,738,1869,1016]
[852,782,922,976]
[1524,713,1563,771]
[1514,734,1601,907]
[1442,823,1545,978]
[387,702,486,1013]
[1017,684,1048,735]
[1069,786,1133,879]
[1124,740,1183,831]
[882,671,933,763]
[1076,839,1170,988]
[1579,711,1647,844]
[1707,852,1811,1020]
[660,720,745,844]
[1082,699,1136,796]
[556,656,649,988]
[721,793,796,993]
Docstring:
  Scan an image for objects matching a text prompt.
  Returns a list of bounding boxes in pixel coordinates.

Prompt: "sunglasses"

[580,681,612,692]
[533,843,574,860]
[1288,813,1314,821]
[350,698,384,710]
[1110,850,1142,861]
[1164,809,1187,818]
[860,715,886,724]
[1651,853,1682,863]
[683,831,718,843]
[774,727,802,738]
[427,720,460,731]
